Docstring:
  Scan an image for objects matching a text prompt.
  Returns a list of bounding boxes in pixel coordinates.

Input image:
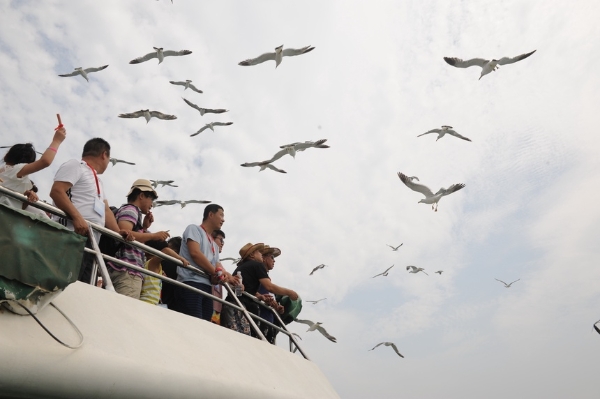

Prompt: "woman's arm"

[17,127,66,177]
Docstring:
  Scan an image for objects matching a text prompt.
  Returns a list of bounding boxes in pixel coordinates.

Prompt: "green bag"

[276,295,303,325]
[0,204,87,314]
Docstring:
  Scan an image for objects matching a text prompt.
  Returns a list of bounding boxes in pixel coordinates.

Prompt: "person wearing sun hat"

[221,242,298,338]
[256,245,285,343]
[106,178,170,299]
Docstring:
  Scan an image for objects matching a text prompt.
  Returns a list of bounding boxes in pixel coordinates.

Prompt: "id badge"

[94,197,105,218]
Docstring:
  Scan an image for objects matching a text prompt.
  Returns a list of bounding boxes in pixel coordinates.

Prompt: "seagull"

[190,122,233,137]
[594,320,600,335]
[150,180,178,188]
[387,244,403,251]
[180,199,211,207]
[118,110,176,123]
[238,45,315,68]
[406,266,428,276]
[309,264,327,275]
[182,98,228,116]
[219,257,242,263]
[372,265,395,278]
[154,200,182,207]
[495,278,520,288]
[397,172,465,212]
[306,298,327,304]
[294,319,337,343]
[435,270,443,275]
[109,157,135,166]
[169,80,203,93]
[444,50,536,80]
[269,139,329,162]
[58,65,108,82]
[129,47,192,64]
[240,160,287,174]
[369,342,404,358]
[418,125,471,142]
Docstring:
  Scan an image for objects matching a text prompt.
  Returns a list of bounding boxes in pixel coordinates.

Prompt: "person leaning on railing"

[50,138,133,284]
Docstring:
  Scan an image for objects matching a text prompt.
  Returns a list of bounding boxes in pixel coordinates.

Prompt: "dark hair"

[3,143,36,165]
[168,236,182,254]
[202,204,223,221]
[82,138,110,158]
[145,239,169,251]
[127,188,156,203]
[212,229,225,239]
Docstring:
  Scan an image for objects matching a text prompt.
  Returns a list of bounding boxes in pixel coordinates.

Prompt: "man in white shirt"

[50,138,129,283]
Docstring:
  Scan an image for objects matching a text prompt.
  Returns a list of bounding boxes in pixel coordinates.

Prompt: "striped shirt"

[107,204,144,277]
[140,261,163,305]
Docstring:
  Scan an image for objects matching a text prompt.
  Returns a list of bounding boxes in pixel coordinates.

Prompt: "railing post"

[223,282,267,341]
[87,225,115,292]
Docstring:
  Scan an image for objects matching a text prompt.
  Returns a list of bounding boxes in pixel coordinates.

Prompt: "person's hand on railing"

[72,215,90,236]
[226,273,244,292]
[142,211,154,229]
[119,230,135,241]
[152,230,170,241]
[23,189,39,203]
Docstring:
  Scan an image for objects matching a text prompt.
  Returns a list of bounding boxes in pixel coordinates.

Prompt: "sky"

[1,0,599,398]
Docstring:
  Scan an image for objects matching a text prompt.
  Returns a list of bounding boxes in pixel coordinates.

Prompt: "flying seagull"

[183,98,228,116]
[369,342,404,358]
[118,110,176,123]
[309,264,327,275]
[294,318,337,343]
[269,139,329,162]
[594,320,600,335]
[180,199,212,207]
[418,125,471,142]
[239,45,315,68]
[154,200,182,207]
[406,265,428,276]
[109,157,135,166]
[169,80,203,93]
[58,65,108,82]
[397,172,465,212]
[190,122,234,137]
[444,50,536,80]
[220,257,242,263]
[387,243,403,251]
[495,278,520,288]
[435,270,443,275]
[306,298,327,304]
[372,265,395,278]
[240,160,287,174]
[150,180,178,188]
[129,47,192,64]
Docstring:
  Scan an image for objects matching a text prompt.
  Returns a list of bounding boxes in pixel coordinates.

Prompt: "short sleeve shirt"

[176,225,218,286]
[107,204,144,277]
[233,260,270,296]
[0,163,34,209]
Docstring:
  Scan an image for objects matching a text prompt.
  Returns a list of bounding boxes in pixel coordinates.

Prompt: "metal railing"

[0,185,307,359]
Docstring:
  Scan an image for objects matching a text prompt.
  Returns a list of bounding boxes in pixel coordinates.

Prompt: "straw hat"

[239,242,265,260]
[126,178,158,198]
[261,245,281,258]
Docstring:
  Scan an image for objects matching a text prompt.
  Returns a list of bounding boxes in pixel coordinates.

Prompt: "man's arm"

[186,239,217,276]
[49,181,88,235]
[104,201,119,232]
[259,278,299,300]
[117,219,169,243]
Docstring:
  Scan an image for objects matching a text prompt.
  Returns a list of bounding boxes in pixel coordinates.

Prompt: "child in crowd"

[0,126,66,217]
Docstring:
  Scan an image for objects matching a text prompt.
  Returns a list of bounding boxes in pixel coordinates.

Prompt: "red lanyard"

[83,161,101,198]
[201,225,216,255]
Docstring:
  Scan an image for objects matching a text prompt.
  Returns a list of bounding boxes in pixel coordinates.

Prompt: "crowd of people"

[0,131,299,344]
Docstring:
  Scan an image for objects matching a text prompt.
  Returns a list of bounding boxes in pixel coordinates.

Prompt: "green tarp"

[0,203,86,307]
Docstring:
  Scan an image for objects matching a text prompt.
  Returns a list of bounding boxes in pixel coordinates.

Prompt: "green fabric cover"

[276,295,303,325]
[0,203,87,301]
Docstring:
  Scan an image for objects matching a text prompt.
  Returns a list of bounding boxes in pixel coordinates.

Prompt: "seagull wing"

[417,128,441,137]
[212,122,234,127]
[162,49,193,57]
[438,183,466,196]
[406,266,417,272]
[191,125,211,137]
[201,108,228,114]
[495,278,508,286]
[170,81,186,87]
[149,111,177,120]
[388,343,404,358]
[183,97,203,112]
[269,148,291,162]
[83,65,109,73]
[594,320,600,335]
[444,57,489,68]
[446,129,472,141]
[58,71,81,77]
[187,82,203,93]
[507,279,521,286]
[315,324,337,343]
[398,173,434,198]
[129,52,158,64]
[282,46,315,57]
[294,318,315,327]
[497,50,536,65]
[183,200,212,205]
[118,110,146,119]
[370,342,385,351]
[372,271,385,278]
[383,265,395,274]
[238,51,276,66]
[265,164,287,174]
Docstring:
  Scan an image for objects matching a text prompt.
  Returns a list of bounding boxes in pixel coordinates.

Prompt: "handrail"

[0,185,306,356]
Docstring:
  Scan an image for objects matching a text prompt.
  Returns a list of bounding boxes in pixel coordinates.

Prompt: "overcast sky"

[1,1,599,398]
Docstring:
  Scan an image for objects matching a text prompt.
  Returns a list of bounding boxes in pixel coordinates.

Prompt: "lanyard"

[83,161,101,197]
[200,225,216,256]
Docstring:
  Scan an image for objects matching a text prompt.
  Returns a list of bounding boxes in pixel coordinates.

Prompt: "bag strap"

[117,204,144,232]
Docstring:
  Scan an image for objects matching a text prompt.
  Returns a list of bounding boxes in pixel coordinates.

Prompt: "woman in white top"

[0,127,66,217]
